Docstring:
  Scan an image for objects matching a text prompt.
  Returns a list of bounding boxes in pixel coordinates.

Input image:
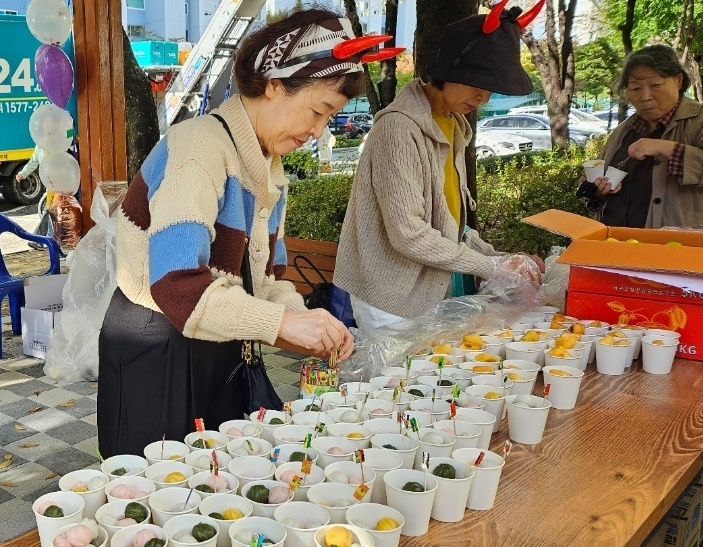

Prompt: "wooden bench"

[273,236,338,356]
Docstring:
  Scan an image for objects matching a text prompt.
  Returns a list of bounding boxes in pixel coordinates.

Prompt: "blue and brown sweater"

[116,96,306,345]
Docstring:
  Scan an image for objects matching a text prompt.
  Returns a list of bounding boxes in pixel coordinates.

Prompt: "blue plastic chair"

[0,213,61,358]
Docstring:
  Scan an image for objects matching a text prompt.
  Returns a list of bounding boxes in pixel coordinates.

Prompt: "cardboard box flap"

[23,274,67,311]
[522,210,606,240]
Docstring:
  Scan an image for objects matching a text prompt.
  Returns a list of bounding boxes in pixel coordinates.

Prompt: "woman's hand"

[593,176,621,197]
[278,308,354,362]
[628,138,677,160]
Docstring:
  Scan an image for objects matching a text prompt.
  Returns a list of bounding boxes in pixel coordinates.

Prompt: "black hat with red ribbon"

[426,0,545,96]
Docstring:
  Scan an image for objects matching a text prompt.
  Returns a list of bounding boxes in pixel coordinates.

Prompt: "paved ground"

[0,240,310,542]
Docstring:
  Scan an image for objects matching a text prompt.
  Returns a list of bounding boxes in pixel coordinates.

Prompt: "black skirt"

[97,287,249,457]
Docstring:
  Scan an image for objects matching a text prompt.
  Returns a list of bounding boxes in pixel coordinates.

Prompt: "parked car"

[592,107,636,126]
[475,131,533,157]
[477,114,602,150]
[509,105,609,133]
[344,113,373,138]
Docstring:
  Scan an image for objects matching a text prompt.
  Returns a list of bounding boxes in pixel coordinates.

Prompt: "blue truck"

[0,14,77,204]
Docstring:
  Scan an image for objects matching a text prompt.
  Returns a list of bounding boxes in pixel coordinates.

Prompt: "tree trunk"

[415,0,479,228]
[122,30,159,183]
[377,0,398,108]
[617,0,636,122]
[522,0,577,152]
[342,0,382,114]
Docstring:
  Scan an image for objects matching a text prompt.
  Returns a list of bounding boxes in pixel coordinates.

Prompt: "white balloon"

[29,104,74,153]
[26,0,73,46]
[39,151,80,193]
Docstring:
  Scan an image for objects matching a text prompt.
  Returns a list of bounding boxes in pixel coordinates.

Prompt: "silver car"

[475,131,533,157]
[477,114,601,150]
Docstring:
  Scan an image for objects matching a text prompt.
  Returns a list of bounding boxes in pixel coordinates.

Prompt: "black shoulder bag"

[293,255,332,310]
[212,113,284,413]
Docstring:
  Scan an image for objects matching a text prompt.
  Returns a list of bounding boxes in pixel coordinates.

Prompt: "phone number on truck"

[0,98,51,114]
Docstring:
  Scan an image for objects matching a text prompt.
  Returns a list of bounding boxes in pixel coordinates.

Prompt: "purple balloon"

[35,44,74,108]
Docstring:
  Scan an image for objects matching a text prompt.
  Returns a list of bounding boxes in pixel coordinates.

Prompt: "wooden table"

[4,358,703,547]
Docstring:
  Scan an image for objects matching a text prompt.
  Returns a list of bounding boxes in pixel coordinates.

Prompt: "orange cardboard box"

[524,210,703,361]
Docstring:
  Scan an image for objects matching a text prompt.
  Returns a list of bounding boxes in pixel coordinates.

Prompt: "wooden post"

[72,0,127,229]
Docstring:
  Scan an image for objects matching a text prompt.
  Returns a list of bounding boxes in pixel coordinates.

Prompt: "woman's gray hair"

[617,45,691,97]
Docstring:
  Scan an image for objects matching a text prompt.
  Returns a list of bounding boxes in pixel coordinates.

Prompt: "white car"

[475,131,533,157]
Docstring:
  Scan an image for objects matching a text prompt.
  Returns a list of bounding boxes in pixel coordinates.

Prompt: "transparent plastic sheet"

[339,275,544,384]
[542,246,569,312]
[44,182,128,382]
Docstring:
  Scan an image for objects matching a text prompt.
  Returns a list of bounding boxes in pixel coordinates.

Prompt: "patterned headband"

[254,17,405,79]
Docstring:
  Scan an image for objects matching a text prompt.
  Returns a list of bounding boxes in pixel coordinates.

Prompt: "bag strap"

[212,113,262,363]
[293,254,329,289]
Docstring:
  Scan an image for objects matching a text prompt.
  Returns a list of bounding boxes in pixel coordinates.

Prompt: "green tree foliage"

[573,36,624,109]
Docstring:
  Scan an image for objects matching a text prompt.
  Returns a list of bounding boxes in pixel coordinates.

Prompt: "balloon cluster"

[26,0,79,194]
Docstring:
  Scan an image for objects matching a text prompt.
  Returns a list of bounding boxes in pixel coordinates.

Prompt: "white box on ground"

[20,274,67,359]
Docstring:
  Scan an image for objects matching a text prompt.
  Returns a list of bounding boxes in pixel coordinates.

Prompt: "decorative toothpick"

[250,533,264,547]
[356,392,370,423]
[431,388,436,416]
[437,356,445,387]
[409,417,420,440]
[182,487,195,511]
[256,407,266,422]
[543,384,551,408]
[301,433,313,485]
[314,421,325,439]
[473,451,485,467]
[354,449,366,486]
[194,417,205,446]
[421,452,430,491]
[160,434,166,460]
[340,385,348,405]
[211,450,219,476]
[283,401,292,418]
[450,400,457,436]
[503,440,513,461]
[405,355,412,387]
[270,447,280,464]
[397,410,404,435]
[94,447,104,464]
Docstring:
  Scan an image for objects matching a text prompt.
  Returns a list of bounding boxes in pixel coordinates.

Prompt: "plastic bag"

[44,181,128,382]
[542,246,569,311]
[339,274,544,384]
[48,192,82,248]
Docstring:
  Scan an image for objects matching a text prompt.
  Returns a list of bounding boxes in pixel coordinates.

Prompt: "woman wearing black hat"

[333,1,546,331]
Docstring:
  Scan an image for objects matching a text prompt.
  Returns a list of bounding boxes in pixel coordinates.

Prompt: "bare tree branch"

[342,0,382,113]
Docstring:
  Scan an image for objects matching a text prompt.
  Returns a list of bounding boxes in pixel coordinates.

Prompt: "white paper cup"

[105,476,156,506]
[371,390,414,412]
[428,457,474,523]
[100,454,148,481]
[229,515,287,547]
[453,408,495,450]
[583,159,605,182]
[163,513,220,547]
[432,420,481,451]
[327,406,367,425]
[227,455,276,494]
[360,448,404,505]
[595,339,631,375]
[542,366,585,410]
[51,523,107,547]
[219,419,263,440]
[504,342,543,366]
[358,398,396,420]
[184,430,230,452]
[480,335,507,358]
[145,460,193,490]
[327,422,373,450]
[292,411,328,429]
[604,165,627,190]
[381,366,420,385]
[400,409,433,428]
[110,523,167,547]
[311,436,357,469]
[227,436,273,459]
[502,359,541,373]
[410,428,455,469]
[148,486,201,527]
[58,469,108,520]
[275,461,325,501]
[198,493,254,547]
[273,501,330,547]
[290,399,332,415]
[383,468,437,536]
[503,369,538,396]
[408,398,451,422]
[324,461,375,500]
[641,335,678,374]
[370,433,418,469]
[33,491,85,547]
[644,329,681,340]
[340,381,376,395]
[307,483,362,524]
[314,523,375,547]
[506,394,551,444]
[620,328,645,361]
[458,360,498,375]
[320,392,361,408]
[451,448,505,510]
[346,502,404,547]
[241,479,293,519]
[363,418,401,436]
[143,440,191,465]
[272,424,315,447]
[271,444,319,468]
[185,449,231,473]
[249,411,293,445]
[465,385,507,433]
[95,500,151,542]
[402,384,446,399]
[544,347,583,370]
[188,471,239,497]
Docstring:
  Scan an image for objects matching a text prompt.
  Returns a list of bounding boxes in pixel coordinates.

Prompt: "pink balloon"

[35,44,74,108]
